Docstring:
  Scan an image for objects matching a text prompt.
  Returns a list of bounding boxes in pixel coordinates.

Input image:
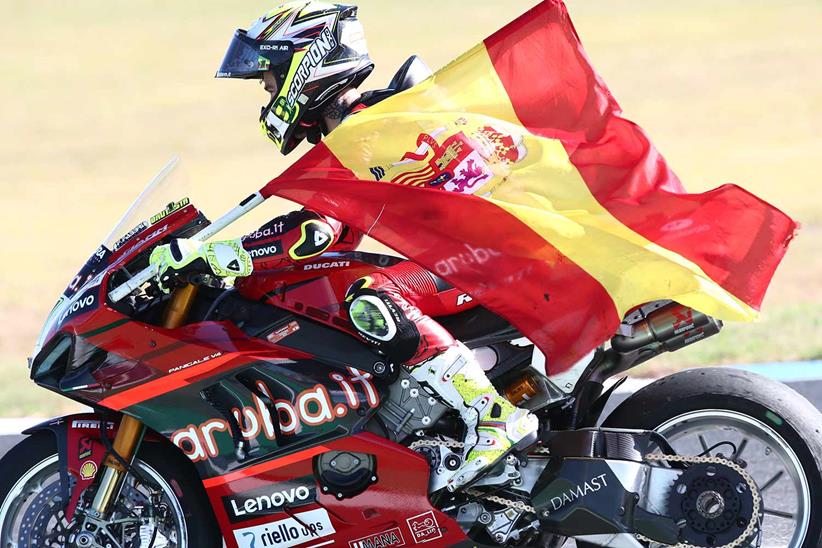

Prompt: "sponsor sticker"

[350,526,406,548]
[243,221,286,241]
[405,511,442,544]
[286,28,338,107]
[266,321,300,345]
[113,220,149,250]
[77,436,94,460]
[71,420,115,430]
[545,473,609,515]
[171,367,380,462]
[233,508,334,548]
[79,460,98,480]
[248,241,283,259]
[57,285,100,327]
[304,260,350,270]
[149,197,190,224]
[64,246,111,298]
[222,477,316,524]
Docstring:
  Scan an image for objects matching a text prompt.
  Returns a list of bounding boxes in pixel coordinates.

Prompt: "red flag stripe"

[267,143,620,370]
[484,0,796,309]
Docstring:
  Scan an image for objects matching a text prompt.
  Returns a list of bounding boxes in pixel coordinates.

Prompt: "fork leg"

[90,285,197,516]
[89,415,145,516]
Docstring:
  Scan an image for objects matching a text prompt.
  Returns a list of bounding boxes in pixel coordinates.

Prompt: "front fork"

[89,285,198,517]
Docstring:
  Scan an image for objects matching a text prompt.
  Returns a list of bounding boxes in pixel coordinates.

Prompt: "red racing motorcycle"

[1,158,821,548]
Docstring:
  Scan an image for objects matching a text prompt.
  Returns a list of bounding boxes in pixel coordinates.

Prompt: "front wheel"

[603,367,822,548]
[0,433,221,547]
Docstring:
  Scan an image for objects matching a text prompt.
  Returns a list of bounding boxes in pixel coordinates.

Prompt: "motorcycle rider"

[149,1,538,490]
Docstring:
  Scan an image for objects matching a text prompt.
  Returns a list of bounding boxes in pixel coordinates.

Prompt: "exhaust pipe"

[610,302,722,366]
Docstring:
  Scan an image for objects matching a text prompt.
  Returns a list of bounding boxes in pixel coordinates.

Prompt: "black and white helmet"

[216,1,374,154]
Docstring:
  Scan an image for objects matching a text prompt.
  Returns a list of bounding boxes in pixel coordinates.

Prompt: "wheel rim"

[656,409,811,548]
[0,455,189,547]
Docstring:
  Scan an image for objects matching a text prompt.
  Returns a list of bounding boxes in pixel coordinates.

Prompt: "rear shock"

[89,284,198,517]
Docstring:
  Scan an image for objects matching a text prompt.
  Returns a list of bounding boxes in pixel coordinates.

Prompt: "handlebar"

[108,192,265,303]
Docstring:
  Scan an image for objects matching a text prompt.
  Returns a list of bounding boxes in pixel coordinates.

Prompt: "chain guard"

[414,438,762,548]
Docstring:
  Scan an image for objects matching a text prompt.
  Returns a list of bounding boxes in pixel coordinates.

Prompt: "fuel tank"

[235,252,402,334]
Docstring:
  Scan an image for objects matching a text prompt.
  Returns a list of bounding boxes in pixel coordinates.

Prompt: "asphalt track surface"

[1,371,820,547]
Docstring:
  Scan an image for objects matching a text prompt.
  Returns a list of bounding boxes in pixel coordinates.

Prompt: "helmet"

[217,2,374,154]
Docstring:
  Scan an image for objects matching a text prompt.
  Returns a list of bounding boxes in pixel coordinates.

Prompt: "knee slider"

[347,287,420,364]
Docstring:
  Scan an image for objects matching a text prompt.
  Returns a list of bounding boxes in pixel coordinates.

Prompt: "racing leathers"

[150,209,538,490]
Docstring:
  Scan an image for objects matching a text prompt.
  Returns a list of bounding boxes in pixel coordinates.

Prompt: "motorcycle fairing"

[32,310,393,472]
[30,202,398,477]
[33,202,206,357]
[205,432,472,548]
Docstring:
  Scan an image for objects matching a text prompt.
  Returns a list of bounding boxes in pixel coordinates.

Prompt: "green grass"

[1,0,820,416]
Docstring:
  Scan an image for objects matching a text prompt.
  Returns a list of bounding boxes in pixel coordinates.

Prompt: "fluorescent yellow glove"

[149,238,253,293]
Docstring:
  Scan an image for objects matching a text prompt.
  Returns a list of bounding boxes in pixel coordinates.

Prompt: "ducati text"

[304,260,350,270]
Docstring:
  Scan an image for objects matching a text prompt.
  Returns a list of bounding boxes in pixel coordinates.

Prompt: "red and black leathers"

[241,209,464,365]
[241,209,364,269]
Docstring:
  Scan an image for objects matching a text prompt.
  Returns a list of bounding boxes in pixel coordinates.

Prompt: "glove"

[149,238,253,293]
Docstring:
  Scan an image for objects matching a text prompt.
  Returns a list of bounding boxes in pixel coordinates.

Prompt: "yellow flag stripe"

[325,43,757,322]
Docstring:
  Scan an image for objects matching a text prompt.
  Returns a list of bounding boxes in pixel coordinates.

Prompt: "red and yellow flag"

[261,0,796,373]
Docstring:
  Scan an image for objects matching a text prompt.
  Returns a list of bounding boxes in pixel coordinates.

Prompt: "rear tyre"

[0,432,221,547]
[600,367,822,548]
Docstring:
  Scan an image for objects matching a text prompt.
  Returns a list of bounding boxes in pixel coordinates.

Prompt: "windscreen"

[33,157,197,356]
[102,156,194,251]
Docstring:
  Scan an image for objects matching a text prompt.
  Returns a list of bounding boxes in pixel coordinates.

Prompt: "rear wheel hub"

[670,462,753,546]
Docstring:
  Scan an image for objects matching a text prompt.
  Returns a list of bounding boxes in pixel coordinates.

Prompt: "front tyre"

[0,433,221,547]
[603,367,822,548]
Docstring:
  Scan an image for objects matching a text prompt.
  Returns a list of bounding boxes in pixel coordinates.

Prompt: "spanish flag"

[261,0,796,373]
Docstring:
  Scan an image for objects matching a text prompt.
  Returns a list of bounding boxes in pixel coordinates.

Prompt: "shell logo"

[79,460,98,480]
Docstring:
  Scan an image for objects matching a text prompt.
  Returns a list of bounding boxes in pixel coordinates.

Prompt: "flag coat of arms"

[261,0,796,373]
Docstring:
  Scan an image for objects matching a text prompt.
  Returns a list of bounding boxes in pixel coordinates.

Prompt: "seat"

[436,305,520,346]
[359,55,433,106]
[387,55,433,92]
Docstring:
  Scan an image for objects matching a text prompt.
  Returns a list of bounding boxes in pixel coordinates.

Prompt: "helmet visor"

[215,30,294,79]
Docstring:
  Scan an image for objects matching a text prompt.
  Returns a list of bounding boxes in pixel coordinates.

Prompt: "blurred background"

[1,0,820,416]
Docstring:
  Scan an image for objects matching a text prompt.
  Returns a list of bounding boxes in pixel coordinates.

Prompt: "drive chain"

[636,452,761,548]
[411,439,761,548]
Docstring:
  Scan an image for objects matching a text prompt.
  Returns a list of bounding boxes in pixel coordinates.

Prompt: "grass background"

[0,0,819,416]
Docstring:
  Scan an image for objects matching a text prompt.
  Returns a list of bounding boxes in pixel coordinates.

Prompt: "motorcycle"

[1,158,820,548]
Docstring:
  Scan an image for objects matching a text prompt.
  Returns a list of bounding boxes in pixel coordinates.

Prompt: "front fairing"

[32,157,200,358]
[29,201,210,392]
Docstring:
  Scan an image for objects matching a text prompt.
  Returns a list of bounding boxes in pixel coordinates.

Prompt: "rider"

[150,1,537,490]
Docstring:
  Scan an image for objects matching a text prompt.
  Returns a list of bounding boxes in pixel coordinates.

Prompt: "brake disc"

[20,481,71,548]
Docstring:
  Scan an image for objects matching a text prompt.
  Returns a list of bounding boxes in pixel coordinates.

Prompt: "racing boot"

[410,343,539,491]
